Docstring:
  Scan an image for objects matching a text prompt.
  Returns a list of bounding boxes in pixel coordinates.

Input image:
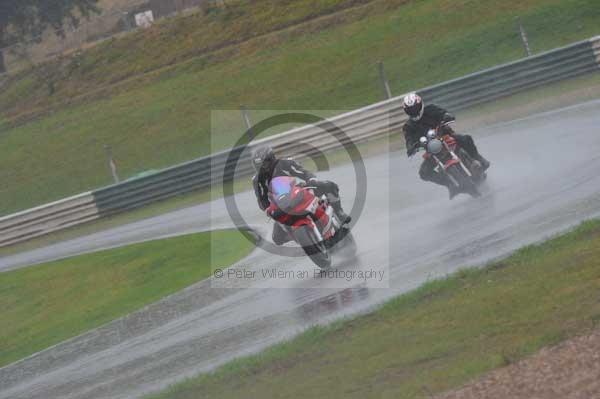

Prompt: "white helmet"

[403,92,424,121]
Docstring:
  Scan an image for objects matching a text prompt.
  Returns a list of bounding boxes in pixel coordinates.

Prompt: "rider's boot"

[330,199,351,225]
[457,134,490,171]
[476,154,491,171]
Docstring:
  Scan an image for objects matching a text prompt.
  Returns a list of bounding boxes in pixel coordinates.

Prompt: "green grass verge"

[0,229,254,368]
[146,220,600,399]
[0,0,599,215]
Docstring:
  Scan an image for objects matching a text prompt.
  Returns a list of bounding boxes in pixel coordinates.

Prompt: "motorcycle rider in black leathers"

[402,92,490,198]
[251,146,351,245]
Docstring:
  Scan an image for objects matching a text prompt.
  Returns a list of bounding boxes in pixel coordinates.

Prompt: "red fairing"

[313,202,330,228]
[321,214,335,239]
[290,214,315,229]
[291,186,316,215]
[266,203,287,223]
[267,184,321,230]
[292,197,330,231]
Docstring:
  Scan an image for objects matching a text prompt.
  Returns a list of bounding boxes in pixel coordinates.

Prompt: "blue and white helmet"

[403,92,424,121]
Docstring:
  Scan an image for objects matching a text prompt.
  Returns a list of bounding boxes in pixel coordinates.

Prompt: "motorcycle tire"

[447,164,481,198]
[295,226,332,269]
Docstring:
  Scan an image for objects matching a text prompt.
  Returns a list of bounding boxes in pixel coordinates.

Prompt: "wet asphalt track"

[2,99,600,398]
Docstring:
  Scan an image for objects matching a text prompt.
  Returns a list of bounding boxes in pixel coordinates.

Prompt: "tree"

[0,0,100,73]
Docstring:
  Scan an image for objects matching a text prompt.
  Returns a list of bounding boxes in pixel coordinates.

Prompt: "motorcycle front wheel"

[294,226,332,269]
[446,164,481,198]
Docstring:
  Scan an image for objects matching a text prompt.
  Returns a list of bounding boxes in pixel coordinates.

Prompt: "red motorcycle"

[418,128,487,198]
[267,176,356,269]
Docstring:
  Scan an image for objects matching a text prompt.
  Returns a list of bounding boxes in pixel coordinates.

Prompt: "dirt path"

[437,328,600,399]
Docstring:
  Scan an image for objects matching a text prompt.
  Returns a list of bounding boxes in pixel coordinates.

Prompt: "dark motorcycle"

[267,176,356,269]
[418,128,486,198]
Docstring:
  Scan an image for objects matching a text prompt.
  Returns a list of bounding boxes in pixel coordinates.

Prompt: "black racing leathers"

[252,158,345,245]
[403,104,457,157]
[402,104,482,187]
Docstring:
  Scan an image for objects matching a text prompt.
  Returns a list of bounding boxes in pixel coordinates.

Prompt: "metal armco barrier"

[0,192,98,247]
[1,36,599,247]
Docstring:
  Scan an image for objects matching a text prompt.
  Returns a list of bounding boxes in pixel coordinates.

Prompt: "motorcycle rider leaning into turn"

[251,146,351,245]
[402,92,490,198]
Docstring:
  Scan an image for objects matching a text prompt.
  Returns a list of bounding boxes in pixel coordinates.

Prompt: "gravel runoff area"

[438,328,600,399]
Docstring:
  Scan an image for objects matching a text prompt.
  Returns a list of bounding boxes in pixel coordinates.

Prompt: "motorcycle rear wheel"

[295,226,332,269]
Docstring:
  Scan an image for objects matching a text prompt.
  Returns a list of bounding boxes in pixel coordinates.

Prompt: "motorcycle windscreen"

[270,176,294,196]
[269,176,304,212]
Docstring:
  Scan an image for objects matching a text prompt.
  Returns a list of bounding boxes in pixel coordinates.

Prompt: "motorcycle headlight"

[426,129,437,139]
[427,138,443,154]
[419,136,428,146]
